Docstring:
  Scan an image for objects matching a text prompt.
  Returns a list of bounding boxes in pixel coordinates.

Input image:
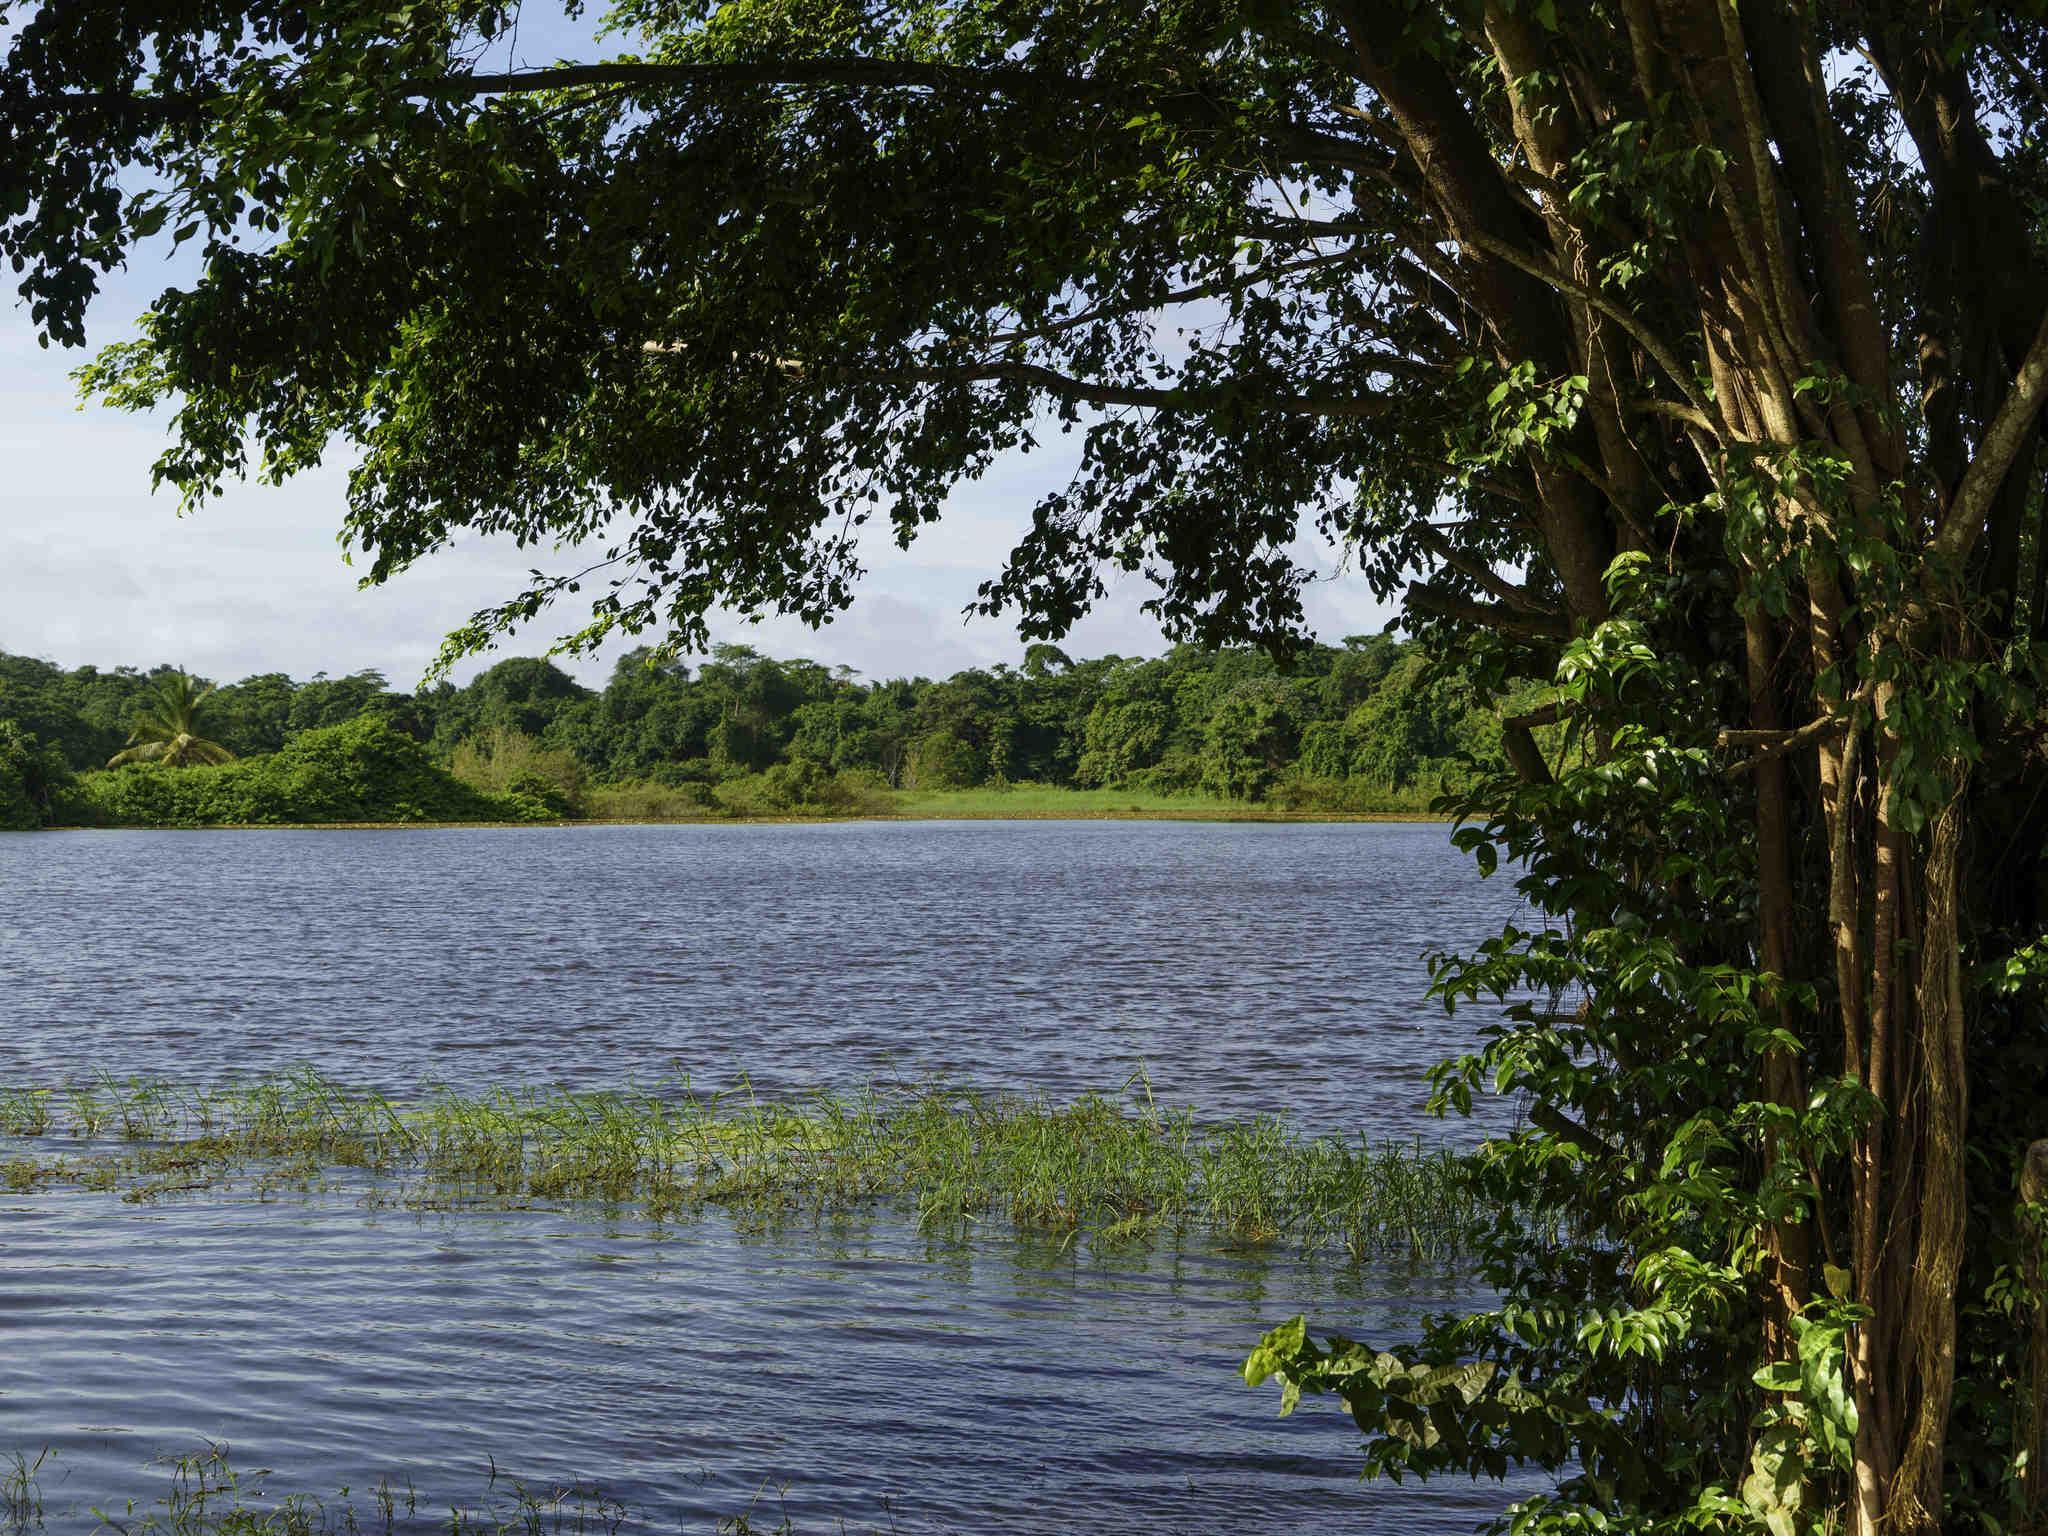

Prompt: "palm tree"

[107,670,235,768]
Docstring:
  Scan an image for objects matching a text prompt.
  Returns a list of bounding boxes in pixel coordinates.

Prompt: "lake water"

[0,821,1534,1531]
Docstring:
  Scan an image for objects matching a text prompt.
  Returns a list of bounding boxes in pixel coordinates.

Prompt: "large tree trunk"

[2023,1139,2048,1524]
[1747,606,1810,1361]
[1846,784,1970,1535]
[1386,7,2043,1520]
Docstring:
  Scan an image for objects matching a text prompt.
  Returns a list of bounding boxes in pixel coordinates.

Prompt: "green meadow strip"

[0,1071,1495,1260]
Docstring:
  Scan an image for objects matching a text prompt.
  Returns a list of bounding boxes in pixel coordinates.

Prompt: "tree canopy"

[9,3,2048,1533]
[0,635,1498,809]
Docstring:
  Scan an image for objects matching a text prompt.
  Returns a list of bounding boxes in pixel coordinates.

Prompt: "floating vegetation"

[0,1441,901,1535]
[1,1441,631,1534]
[0,1070,1493,1259]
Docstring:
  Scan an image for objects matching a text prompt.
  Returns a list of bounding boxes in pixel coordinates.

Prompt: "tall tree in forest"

[7,3,2048,1529]
[107,671,235,767]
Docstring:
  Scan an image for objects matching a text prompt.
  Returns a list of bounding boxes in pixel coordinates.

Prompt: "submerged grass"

[0,1442,892,1535]
[1,1441,631,1535]
[0,1071,1490,1260]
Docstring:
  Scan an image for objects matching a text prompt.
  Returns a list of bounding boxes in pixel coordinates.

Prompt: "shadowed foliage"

[0,723,73,831]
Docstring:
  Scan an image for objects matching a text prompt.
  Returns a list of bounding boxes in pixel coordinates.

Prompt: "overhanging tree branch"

[970,250,1388,350]
[643,345,1396,419]
[1719,679,1876,777]
[1932,302,2048,569]
[1405,580,1569,640]
[22,60,1139,116]
[874,360,1397,418]
[1410,523,1550,614]
[1461,230,1715,426]
[25,59,1379,175]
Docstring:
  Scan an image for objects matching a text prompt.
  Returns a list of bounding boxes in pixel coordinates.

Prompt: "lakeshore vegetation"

[0,1070,1487,1261]
[0,637,1524,829]
[1,1442,637,1536]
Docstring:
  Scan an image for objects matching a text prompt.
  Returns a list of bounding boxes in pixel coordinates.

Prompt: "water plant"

[2,1451,45,1536]
[0,1071,1497,1260]
[0,1089,50,1138]
[0,1443,906,1536]
[65,1443,626,1535]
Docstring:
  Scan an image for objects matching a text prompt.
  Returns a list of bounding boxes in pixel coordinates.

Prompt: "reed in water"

[0,1070,1493,1259]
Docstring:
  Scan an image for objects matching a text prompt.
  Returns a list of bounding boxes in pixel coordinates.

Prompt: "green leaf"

[1243,1315,1308,1390]
[1741,1425,1806,1536]
[1790,1312,1859,1469]
[1752,1362,1801,1393]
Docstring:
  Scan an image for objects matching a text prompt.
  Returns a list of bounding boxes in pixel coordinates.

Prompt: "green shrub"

[903,728,981,790]
[1295,720,1351,780]
[809,768,893,816]
[833,765,891,795]
[1266,773,1440,815]
[647,757,720,787]
[713,763,894,817]
[70,717,546,826]
[1199,681,1298,801]
[585,779,720,820]
[1137,748,1203,795]
[448,726,588,813]
[498,771,579,820]
[0,721,75,830]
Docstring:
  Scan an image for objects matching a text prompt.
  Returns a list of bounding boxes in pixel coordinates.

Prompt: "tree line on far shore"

[0,634,1524,828]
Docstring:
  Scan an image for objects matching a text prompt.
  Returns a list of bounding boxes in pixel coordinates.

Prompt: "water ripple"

[0,822,1535,1531]
[0,821,1520,1131]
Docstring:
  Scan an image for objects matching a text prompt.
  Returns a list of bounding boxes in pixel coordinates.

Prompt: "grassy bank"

[875,784,1438,820]
[0,1073,1485,1259]
[15,718,1446,830]
[44,782,1446,829]
[583,766,1443,824]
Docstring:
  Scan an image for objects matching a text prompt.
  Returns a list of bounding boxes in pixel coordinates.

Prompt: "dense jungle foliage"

[0,721,70,832]
[0,635,1512,826]
[73,717,566,826]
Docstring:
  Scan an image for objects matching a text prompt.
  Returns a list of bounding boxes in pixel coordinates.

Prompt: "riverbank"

[872,786,1446,821]
[35,808,1448,830]
[10,718,1460,831]
[37,784,1448,830]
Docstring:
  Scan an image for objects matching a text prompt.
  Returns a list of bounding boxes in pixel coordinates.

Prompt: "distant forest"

[0,635,1523,826]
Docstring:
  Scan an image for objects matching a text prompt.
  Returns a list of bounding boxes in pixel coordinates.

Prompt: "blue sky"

[0,7,1394,689]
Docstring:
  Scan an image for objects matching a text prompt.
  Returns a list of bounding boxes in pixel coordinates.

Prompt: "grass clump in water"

[1,1442,627,1535]
[0,1090,50,1137]
[0,1071,1490,1259]
[0,1443,912,1535]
